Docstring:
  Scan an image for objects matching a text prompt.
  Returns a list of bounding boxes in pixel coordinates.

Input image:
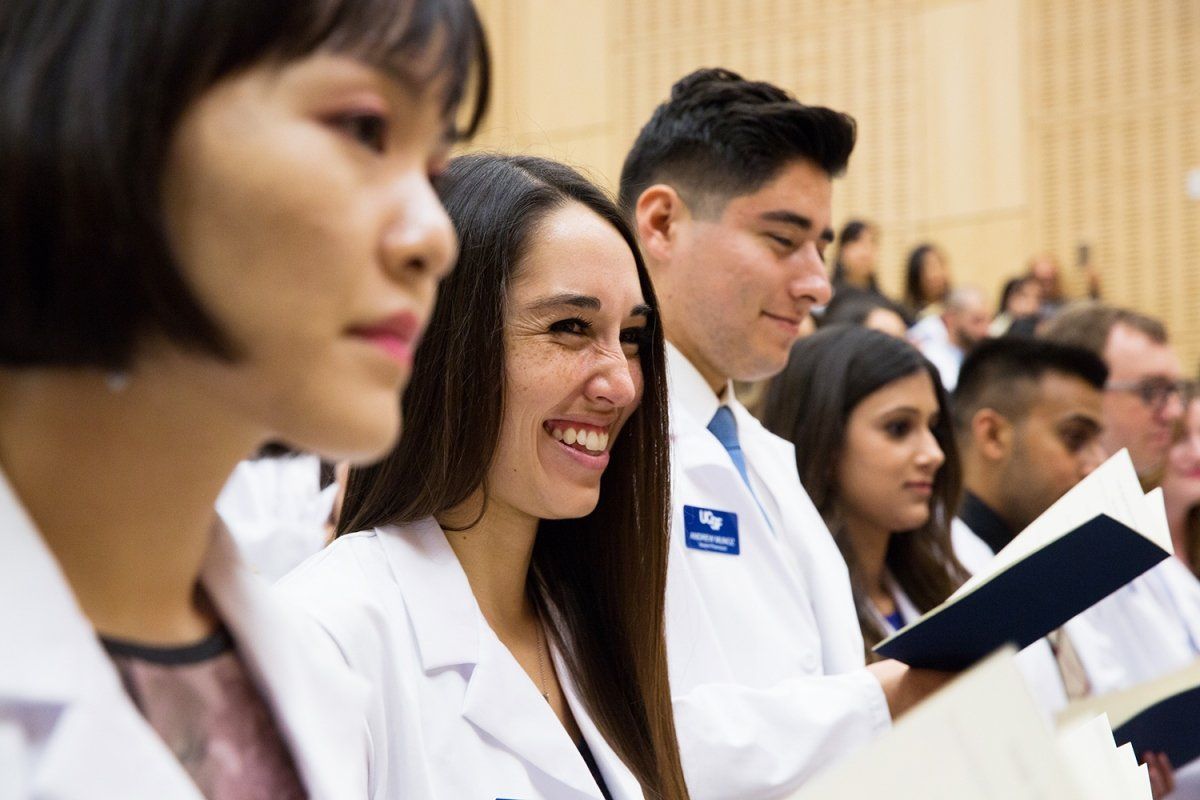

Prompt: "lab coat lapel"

[379,519,605,798]
[0,470,205,799]
[556,649,644,799]
[202,524,370,800]
[461,632,604,798]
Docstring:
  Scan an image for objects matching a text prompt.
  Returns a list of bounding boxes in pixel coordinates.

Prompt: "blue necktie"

[707,406,774,532]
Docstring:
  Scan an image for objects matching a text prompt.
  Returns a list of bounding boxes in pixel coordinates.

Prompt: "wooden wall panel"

[1026,0,1200,366]
[470,0,1199,365]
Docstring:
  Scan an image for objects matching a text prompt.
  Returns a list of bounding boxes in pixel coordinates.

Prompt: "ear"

[635,184,689,266]
[971,408,1013,463]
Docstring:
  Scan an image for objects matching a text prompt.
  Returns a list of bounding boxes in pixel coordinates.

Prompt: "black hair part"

[820,287,913,329]
[952,336,1109,432]
[618,67,856,218]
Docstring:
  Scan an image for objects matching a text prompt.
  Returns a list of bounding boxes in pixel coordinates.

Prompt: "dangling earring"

[105,372,130,393]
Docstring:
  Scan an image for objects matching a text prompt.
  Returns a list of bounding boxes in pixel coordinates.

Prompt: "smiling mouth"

[544,422,610,454]
[763,311,801,326]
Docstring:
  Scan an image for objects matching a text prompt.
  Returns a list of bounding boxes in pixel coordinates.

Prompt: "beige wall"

[470,0,1200,367]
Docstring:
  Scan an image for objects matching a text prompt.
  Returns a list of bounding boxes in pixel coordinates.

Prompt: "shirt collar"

[957,491,1014,555]
[666,342,735,431]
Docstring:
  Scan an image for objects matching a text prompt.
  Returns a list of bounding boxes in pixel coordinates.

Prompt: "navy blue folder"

[1112,685,1200,768]
[874,514,1169,671]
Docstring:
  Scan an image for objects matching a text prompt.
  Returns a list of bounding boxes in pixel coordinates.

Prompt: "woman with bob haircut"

[279,154,690,800]
[0,1,488,797]
[762,326,968,660]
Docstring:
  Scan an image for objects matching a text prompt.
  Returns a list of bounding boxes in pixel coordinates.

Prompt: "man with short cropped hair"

[950,337,1108,709]
[621,67,949,799]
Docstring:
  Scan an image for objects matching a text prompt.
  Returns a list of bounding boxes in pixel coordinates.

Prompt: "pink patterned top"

[103,627,307,800]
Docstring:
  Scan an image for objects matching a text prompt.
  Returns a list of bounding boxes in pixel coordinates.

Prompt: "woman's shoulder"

[275,525,419,658]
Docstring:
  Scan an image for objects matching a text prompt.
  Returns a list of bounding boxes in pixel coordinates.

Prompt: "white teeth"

[551,425,610,454]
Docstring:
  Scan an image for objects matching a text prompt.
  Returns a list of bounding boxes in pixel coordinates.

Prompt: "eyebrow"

[527,293,652,318]
[527,293,601,313]
[1058,414,1102,429]
[759,210,836,243]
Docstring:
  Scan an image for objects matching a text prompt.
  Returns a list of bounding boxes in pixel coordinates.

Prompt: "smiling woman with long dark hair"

[763,326,968,659]
[280,154,689,800]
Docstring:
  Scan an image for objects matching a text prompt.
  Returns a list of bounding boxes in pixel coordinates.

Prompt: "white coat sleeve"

[672,671,890,799]
[664,536,891,800]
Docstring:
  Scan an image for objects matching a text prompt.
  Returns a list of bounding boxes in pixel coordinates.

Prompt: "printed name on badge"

[683,505,740,555]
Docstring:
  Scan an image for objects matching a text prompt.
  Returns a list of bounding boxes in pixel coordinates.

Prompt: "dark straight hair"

[618,67,856,218]
[761,325,967,657]
[0,0,489,370]
[338,154,689,800]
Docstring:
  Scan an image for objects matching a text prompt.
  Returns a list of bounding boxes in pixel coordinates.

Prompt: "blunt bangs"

[0,0,489,370]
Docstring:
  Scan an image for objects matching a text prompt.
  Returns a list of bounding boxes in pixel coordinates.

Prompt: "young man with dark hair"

[952,336,1109,560]
[623,67,949,799]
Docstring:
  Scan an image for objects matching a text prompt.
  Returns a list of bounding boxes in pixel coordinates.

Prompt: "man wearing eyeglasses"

[1043,302,1186,488]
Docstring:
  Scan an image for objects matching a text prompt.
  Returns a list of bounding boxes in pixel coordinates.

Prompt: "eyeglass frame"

[1103,377,1195,412]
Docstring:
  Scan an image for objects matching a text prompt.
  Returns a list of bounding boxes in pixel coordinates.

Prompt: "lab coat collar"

[376,518,622,798]
[0,467,369,799]
[200,525,371,800]
[374,517,482,670]
[665,342,732,435]
[556,647,644,798]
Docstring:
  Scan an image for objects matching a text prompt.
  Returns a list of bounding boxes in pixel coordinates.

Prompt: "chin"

[538,489,601,521]
[284,408,402,465]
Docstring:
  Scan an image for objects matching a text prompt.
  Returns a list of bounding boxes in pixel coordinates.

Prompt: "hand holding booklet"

[1059,658,1200,769]
[787,649,1151,800]
[875,450,1171,670]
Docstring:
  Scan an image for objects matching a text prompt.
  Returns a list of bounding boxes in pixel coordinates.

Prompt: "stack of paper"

[875,450,1172,670]
[787,650,1152,799]
[1059,658,1200,769]
[1057,714,1153,800]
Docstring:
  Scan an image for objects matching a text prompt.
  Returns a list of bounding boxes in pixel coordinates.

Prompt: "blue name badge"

[683,505,740,555]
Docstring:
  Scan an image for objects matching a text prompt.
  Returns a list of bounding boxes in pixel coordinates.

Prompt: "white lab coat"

[277,516,644,800]
[662,345,890,800]
[1064,566,1197,695]
[951,517,1070,714]
[0,468,371,800]
[216,453,336,581]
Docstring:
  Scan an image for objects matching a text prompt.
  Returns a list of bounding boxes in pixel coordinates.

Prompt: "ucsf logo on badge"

[683,505,739,555]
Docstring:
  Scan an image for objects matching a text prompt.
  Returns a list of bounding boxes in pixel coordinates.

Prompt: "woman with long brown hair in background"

[762,326,968,659]
[280,153,689,800]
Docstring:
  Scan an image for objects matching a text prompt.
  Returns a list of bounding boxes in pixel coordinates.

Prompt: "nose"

[585,349,640,408]
[915,427,945,471]
[379,176,457,289]
[1160,390,1185,423]
[787,243,833,308]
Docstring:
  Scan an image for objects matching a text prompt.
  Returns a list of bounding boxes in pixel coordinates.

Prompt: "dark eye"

[620,326,649,357]
[884,420,912,439]
[1059,427,1093,453]
[549,317,591,336]
[767,234,795,249]
[332,113,387,153]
